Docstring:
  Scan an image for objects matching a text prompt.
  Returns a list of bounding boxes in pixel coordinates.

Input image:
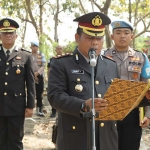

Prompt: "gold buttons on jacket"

[100,123,104,127]
[6,62,9,65]
[98,94,101,98]
[4,92,7,96]
[5,72,8,75]
[95,80,99,85]
[72,126,76,130]
[20,93,22,96]
[5,82,8,85]
[77,78,80,82]
[115,124,117,127]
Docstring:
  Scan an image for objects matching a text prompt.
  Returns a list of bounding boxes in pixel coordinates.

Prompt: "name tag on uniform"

[71,69,84,74]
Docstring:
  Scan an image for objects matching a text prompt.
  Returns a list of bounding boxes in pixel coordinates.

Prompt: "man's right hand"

[84,98,108,112]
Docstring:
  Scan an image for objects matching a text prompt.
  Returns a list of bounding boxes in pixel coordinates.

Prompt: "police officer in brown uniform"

[31,41,46,117]
[48,12,119,150]
[104,20,150,150]
[0,18,35,150]
[47,45,63,118]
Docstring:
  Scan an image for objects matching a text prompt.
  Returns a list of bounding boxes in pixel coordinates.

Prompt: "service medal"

[16,69,21,74]
[75,84,83,92]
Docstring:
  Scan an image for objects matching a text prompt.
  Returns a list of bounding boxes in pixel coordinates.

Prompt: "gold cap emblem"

[3,20,10,27]
[75,84,83,92]
[92,15,102,26]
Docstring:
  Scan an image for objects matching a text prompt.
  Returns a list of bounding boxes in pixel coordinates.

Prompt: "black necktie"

[6,50,10,59]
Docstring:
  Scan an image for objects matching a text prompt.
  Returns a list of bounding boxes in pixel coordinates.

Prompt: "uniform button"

[72,126,76,130]
[95,80,99,85]
[5,72,8,75]
[6,62,9,65]
[20,93,22,96]
[115,124,117,127]
[77,78,80,82]
[98,94,101,98]
[100,123,104,127]
[4,92,7,95]
[5,82,8,85]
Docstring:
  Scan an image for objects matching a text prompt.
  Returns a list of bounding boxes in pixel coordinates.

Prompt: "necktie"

[6,50,10,59]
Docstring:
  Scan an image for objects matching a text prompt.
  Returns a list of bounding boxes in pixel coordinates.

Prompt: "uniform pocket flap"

[12,62,24,67]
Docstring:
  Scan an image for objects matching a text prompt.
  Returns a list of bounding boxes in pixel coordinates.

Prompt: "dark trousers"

[36,75,44,107]
[52,108,56,114]
[117,108,142,150]
[0,116,25,150]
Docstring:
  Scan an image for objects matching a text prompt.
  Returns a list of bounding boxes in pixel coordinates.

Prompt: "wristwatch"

[80,102,86,112]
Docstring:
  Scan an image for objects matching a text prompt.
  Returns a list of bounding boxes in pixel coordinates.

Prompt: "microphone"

[88,48,97,67]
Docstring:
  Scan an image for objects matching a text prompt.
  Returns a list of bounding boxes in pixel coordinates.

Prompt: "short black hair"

[76,27,83,36]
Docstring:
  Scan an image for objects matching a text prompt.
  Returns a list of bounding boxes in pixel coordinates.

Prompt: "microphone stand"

[82,53,97,150]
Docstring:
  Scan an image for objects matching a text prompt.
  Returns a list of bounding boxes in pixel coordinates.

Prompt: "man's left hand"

[25,108,33,117]
[141,117,150,128]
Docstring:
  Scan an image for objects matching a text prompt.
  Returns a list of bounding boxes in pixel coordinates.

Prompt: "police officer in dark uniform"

[0,18,35,150]
[47,45,63,118]
[48,12,119,150]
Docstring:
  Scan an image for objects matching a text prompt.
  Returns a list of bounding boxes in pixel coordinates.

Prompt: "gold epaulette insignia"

[55,53,73,59]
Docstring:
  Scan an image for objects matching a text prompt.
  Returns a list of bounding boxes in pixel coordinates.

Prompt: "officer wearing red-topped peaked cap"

[0,18,19,32]
[73,12,111,37]
[48,12,118,150]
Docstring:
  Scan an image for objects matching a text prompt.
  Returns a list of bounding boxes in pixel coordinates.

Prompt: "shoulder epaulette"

[102,55,116,62]
[55,53,73,59]
[134,49,142,53]
[21,48,31,53]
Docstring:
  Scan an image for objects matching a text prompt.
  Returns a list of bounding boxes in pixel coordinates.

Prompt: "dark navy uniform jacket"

[48,47,119,150]
[0,45,35,116]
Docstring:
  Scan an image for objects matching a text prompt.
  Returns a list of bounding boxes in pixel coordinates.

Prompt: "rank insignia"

[92,15,102,26]
[3,20,10,27]
[16,56,21,60]
[16,69,21,74]
[132,72,138,79]
[75,84,83,92]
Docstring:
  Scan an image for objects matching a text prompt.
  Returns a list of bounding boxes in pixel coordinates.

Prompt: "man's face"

[55,46,63,55]
[30,45,38,53]
[0,32,17,46]
[111,28,133,50]
[75,32,104,58]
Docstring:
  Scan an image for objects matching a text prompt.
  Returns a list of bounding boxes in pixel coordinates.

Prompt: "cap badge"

[114,22,121,27]
[3,20,10,27]
[92,15,102,26]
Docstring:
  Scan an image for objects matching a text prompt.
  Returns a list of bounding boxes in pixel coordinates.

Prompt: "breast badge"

[16,65,21,74]
[132,73,138,79]
[75,78,83,92]
[75,84,83,92]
